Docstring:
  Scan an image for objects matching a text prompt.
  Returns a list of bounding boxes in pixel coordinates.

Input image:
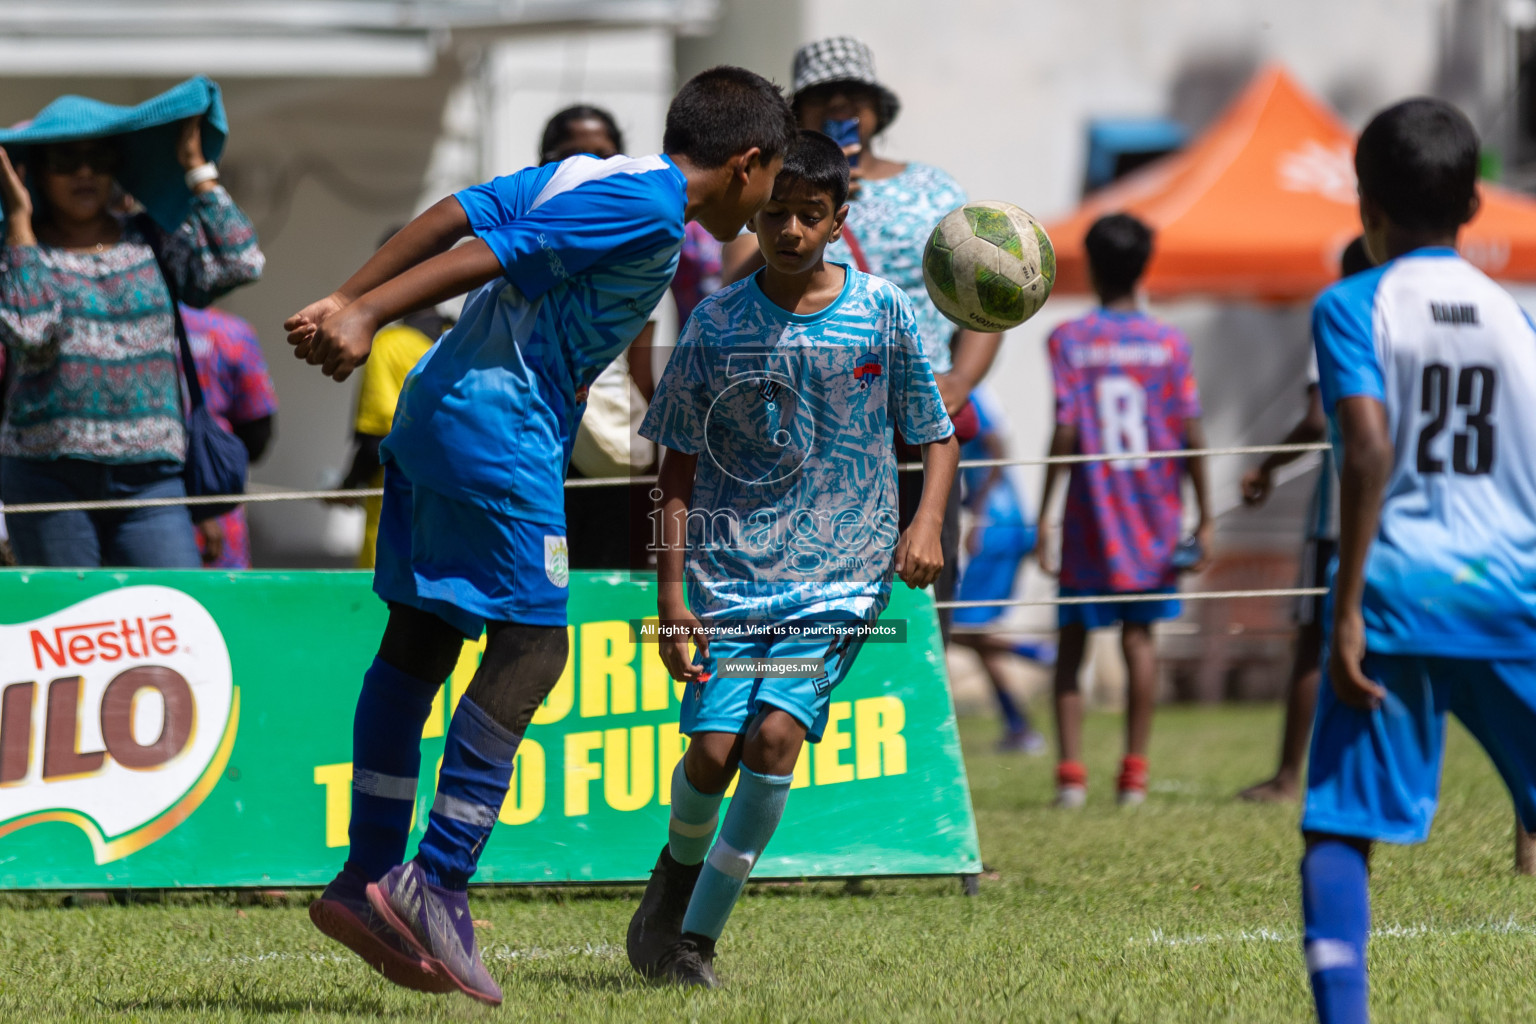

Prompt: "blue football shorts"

[1057,585,1181,630]
[682,613,873,743]
[373,463,569,637]
[1302,653,1536,845]
[953,522,1035,627]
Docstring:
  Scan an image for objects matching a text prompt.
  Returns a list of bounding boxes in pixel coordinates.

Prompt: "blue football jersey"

[382,154,686,523]
[1313,247,1536,656]
[640,266,954,622]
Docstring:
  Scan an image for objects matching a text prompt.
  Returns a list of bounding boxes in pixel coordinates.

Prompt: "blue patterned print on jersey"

[381,154,686,523]
[825,162,967,374]
[1312,247,1536,656]
[641,265,954,622]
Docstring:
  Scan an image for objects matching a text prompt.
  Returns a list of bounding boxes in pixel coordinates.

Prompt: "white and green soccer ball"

[923,201,1055,332]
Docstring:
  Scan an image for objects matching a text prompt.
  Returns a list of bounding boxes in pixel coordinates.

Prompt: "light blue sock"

[668,759,725,865]
[1301,840,1371,1024]
[681,765,792,940]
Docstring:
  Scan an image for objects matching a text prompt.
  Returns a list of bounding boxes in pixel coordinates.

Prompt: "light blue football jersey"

[1313,247,1536,656]
[382,154,686,524]
[641,265,954,622]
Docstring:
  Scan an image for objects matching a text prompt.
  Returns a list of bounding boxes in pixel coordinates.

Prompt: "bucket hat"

[791,37,901,130]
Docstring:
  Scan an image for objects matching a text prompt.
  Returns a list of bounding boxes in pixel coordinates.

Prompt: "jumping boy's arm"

[1329,396,1392,710]
[1035,423,1076,576]
[656,447,709,682]
[285,197,472,349]
[298,242,503,381]
[1184,417,1214,572]
[894,434,959,589]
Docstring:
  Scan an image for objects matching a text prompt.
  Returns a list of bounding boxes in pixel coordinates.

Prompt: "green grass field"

[4,703,1535,1023]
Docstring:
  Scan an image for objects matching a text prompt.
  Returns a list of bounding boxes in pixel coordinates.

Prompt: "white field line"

[208,941,622,967]
[1133,918,1536,949]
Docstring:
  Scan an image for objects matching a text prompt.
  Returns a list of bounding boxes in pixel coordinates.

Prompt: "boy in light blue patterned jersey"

[626,130,959,988]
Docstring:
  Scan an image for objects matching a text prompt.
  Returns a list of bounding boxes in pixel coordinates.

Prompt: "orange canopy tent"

[1044,66,1536,301]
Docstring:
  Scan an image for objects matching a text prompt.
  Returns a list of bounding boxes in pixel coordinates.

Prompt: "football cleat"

[654,934,720,989]
[367,859,502,1006]
[308,865,453,994]
[628,845,704,978]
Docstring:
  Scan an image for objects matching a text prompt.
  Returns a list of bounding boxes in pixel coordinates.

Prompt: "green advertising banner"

[0,570,980,889]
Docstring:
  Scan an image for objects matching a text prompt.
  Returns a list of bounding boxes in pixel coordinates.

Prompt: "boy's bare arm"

[297,240,505,382]
[627,322,658,403]
[285,197,472,341]
[1183,417,1214,572]
[1243,385,1328,506]
[894,433,959,588]
[1035,423,1077,575]
[935,330,1002,416]
[1329,396,1393,709]
[655,448,707,681]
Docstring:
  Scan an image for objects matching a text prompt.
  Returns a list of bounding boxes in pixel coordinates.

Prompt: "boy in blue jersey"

[282,67,796,1006]
[625,130,958,988]
[1301,98,1536,1024]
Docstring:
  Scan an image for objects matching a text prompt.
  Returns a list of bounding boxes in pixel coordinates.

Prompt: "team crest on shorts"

[543,535,570,588]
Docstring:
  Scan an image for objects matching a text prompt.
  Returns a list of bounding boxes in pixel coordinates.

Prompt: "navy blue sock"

[1301,840,1371,1024]
[416,697,519,890]
[993,684,1027,734]
[347,656,440,881]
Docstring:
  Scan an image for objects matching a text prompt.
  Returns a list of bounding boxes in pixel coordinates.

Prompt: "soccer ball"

[923,201,1055,332]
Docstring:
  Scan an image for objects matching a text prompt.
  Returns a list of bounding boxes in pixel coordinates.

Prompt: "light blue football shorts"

[682,613,874,743]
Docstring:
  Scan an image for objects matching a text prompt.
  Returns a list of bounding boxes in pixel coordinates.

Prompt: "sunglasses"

[42,145,119,176]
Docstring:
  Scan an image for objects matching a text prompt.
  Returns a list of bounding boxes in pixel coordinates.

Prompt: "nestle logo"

[30,615,178,671]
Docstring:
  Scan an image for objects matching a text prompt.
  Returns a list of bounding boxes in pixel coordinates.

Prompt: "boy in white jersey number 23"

[626,130,958,988]
[1300,99,1536,1024]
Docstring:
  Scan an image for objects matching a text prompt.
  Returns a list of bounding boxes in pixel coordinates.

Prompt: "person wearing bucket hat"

[0,78,263,569]
[790,36,1003,640]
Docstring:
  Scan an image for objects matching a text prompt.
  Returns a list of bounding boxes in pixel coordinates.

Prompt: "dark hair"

[1084,213,1153,297]
[539,105,624,164]
[775,129,851,208]
[1355,98,1479,233]
[663,66,797,169]
[1340,235,1373,277]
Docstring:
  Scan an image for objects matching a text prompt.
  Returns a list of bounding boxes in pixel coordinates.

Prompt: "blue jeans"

[1,457,200,568]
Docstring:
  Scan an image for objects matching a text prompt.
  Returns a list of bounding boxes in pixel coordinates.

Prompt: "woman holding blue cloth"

[0,78,263,568]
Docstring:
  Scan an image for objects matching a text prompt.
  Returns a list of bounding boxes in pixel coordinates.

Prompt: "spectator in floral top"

[0,118,263,567]
[183,305,277,568]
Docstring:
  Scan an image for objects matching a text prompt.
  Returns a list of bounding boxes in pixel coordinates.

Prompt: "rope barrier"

[0,442,1330,516]
[934,587,1326,610]
[900,441,1328,471]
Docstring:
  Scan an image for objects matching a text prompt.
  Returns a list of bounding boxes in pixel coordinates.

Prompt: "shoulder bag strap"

[134,214,206,413]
